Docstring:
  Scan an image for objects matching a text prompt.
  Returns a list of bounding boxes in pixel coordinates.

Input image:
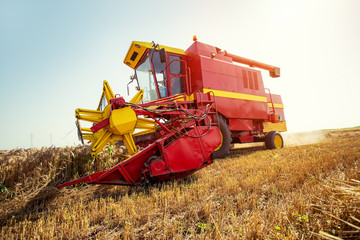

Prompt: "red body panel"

[185,41,276,132]
[165,126,220,173]
[229,119,253,131]
[215,97,268,120]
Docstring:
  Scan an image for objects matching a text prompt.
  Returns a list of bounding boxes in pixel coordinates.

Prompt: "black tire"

[213,115,232,159]
[265,131,284,149]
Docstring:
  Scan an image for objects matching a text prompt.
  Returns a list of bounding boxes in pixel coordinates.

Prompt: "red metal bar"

[139,94,188,107]
[91,118,110,133]
[150,116,172,133]
[133,109,199,116]
[56,171,106,188]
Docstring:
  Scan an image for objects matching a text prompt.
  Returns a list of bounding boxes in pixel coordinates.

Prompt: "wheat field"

[0,128,359,239]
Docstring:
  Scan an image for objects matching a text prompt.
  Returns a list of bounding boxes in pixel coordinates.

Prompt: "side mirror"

[159,48,166,63]
[127,74,135,96]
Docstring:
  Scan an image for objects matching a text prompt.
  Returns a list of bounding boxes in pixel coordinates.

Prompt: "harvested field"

[0,129,359,239]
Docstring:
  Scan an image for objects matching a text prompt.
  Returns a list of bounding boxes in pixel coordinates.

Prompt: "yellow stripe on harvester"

[203,88,268,102]
[267,103,284,109]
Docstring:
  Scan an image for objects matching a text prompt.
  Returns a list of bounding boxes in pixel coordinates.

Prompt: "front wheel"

[265,131,284,149]
[213,115,232,159]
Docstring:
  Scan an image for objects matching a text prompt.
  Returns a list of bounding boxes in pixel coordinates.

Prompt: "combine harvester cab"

[57,37,286,188]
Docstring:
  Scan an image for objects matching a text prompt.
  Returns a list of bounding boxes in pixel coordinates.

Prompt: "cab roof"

[123,41,186,69]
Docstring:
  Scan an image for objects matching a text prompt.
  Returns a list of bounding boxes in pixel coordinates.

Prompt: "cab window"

[168,55,185,95]
[136,53,158,102]
[151,51,167,98]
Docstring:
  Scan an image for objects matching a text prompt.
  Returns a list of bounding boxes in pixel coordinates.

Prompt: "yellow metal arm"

[76,109,104,123]
[103,80,115,104]
[129,90,144,104]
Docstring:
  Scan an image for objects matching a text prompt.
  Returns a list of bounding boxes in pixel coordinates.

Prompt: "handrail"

[265,88,275,113]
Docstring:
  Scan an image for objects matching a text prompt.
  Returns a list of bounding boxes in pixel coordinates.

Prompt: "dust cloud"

[282,131,327,147]
[231,131,327,150]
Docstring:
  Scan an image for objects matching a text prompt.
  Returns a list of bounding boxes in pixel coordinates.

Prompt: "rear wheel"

[213,115,232,159]
[265,131,284,149]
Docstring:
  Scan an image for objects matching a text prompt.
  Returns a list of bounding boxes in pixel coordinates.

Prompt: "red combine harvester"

[57,37,286,188]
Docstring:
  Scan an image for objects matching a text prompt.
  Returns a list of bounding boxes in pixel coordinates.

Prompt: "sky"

[0,0,359,150]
